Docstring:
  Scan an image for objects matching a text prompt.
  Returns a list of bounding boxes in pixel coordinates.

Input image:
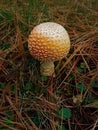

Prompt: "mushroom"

[28,22,70,76]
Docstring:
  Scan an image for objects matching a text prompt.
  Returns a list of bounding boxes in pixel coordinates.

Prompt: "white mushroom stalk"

[28,22,70,76]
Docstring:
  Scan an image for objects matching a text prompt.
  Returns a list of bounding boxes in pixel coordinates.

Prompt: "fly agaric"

[28,22,70,76]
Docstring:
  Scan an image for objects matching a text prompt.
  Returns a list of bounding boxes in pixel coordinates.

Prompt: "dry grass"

[0,0,98,130]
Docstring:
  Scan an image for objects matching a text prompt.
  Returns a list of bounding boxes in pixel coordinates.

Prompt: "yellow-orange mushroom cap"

[28,22,70,76]
[28,22,70,62]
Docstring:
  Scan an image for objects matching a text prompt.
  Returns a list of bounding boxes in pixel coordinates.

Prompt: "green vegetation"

[0,0,98,130]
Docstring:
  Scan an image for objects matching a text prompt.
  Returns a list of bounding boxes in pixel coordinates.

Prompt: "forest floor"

[0,0,98,130]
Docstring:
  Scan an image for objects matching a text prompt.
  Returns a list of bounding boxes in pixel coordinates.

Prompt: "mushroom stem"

[40,62,55,76]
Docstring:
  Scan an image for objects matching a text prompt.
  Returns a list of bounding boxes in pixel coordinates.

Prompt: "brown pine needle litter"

[0,0,98,130]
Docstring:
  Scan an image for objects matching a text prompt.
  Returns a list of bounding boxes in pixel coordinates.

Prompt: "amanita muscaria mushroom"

[28,22,70,76]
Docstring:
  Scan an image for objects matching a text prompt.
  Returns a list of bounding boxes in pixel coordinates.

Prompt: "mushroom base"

[40,62,55,76]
